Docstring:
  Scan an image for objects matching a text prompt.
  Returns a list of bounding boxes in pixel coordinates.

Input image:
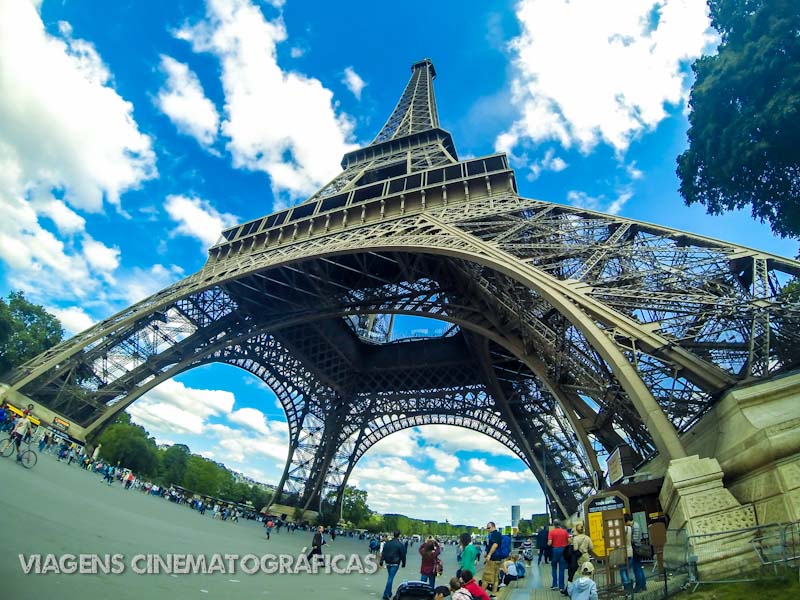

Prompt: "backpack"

[494,535,512,560]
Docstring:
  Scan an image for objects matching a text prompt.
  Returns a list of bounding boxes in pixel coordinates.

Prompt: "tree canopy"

[0,291,64,374]
[677,0,800,238]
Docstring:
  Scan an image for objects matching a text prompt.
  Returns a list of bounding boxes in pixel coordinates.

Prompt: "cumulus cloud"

[567,188,634,216]
[164,194,239,247]
[499,0,716,155]
[157,55,220,147]
[416,425,518,457]
[176,0,357,200]
[48,305,95,335]
[342,67,366,100]
[0,1,155,304]
[0,2,155,213]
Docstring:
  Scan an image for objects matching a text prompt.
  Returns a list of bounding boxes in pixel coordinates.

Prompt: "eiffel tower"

[3,59,799,518]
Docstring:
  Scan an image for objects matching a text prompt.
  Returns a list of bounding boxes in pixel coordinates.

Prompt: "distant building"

[511,505,520,528]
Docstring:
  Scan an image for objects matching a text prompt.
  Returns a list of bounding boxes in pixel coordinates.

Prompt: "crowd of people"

[370,515,649,600]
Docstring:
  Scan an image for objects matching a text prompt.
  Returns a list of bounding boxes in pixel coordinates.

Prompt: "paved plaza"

[0,448,598,600]
[0,451,421,600]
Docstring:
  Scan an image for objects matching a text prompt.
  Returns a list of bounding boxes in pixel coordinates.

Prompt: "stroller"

[394,581,434,599]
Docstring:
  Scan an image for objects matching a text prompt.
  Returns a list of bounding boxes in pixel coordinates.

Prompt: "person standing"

[548,520,569,592]
[419,537,441,588]
[307,525,325,562]
[457,532,478,580]
[619,514,646,592]
[482,521,503,595]
[536,525,550,564]
[379,530,407,600]
[567,522,594,585]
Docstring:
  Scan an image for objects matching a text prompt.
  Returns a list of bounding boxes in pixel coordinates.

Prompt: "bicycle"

[0,436,37,468]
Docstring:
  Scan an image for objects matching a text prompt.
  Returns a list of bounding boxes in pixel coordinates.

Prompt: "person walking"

[548,520,569,592]
[307,525,325,563]
[379,530,407,600]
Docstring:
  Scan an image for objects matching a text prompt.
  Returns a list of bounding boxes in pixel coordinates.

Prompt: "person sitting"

[447,577,473,600]
[434,585,451,599]
[498,555,519,588]
[459,570,490,600]
[567,562,598,600]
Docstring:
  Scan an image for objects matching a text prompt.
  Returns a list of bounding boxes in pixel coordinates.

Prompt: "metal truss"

[3,60,799,519]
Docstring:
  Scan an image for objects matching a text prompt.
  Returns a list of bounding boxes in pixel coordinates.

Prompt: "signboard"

[582,491,630,558]
[607,447,624,485]
[53,416,71,431]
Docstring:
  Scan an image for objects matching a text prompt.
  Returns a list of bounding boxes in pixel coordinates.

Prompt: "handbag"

[632,541,652,560]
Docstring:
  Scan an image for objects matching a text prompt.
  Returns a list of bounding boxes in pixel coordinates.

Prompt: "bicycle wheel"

[20,449,37,469]
[0,438,14,458]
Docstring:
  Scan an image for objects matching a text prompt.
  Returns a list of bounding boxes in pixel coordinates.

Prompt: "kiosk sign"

[582,491,629,558]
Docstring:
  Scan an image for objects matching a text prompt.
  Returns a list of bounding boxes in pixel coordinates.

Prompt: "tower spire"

[372,58,440,144]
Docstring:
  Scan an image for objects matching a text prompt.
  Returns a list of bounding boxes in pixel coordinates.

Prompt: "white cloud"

[37,200,86,234]
[49,305,95,335]
[82,237,120,272]
[342,67,366,100]
[367,429,420,458]
[176,0,357,199]
[157,55,220,147]
[228,407,270,434]
[0,1,155,306]
[416,425,518,457]
[164,194,239,247]
[117,263,185,305]
[429,447,459,474]
[528,148,568,180]
[467,457,536,484]
[129,379,236,435]
[500,0,716,155]
[0,2,156,213]
[567,188,634,216]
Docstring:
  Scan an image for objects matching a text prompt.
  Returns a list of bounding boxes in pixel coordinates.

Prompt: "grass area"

[670,575,800,600]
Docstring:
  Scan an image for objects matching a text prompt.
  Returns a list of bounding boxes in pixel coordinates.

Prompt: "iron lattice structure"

[3,59,799,518]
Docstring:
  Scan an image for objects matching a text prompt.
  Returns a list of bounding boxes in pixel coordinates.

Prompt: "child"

[567,561,598,600]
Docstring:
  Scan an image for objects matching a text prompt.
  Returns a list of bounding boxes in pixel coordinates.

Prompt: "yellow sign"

[53,416,71,430]
[588,511,605,557]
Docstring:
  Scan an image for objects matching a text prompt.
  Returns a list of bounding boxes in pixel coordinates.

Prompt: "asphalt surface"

[0,449,463,600]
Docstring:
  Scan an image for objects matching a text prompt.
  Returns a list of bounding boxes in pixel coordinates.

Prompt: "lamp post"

[535,441,549,523]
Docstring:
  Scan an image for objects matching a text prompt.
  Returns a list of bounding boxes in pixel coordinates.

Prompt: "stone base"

[660,455,758,578]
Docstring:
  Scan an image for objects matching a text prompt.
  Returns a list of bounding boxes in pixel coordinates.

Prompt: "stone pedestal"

[659,455,757,577]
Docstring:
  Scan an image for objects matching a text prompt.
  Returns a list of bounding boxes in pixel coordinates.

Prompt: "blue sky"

[1,0,796,527]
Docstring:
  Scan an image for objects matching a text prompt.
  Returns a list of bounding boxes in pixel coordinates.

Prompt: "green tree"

[0,291,64,374]
[341,486,371,527]
[677,0,800,238]
[159,444,190,486]
[97,418,160,476]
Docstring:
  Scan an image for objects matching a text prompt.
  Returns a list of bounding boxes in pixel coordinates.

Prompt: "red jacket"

[418,543,441,575]
[463,578,490,600]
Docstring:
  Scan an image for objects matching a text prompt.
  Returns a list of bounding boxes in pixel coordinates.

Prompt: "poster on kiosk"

[583,491,630,585]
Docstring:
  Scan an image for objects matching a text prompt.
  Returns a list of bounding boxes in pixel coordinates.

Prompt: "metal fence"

[592,521,799,599]
[684,521,800,591]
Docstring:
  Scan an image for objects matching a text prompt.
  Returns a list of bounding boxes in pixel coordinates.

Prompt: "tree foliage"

[677,0,800,238]
[0,291,64,374]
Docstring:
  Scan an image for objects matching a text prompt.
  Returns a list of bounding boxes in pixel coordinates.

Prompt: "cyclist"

[10,414,32,462]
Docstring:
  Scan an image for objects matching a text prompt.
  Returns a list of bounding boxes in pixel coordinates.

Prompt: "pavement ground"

[1,449,457,600]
